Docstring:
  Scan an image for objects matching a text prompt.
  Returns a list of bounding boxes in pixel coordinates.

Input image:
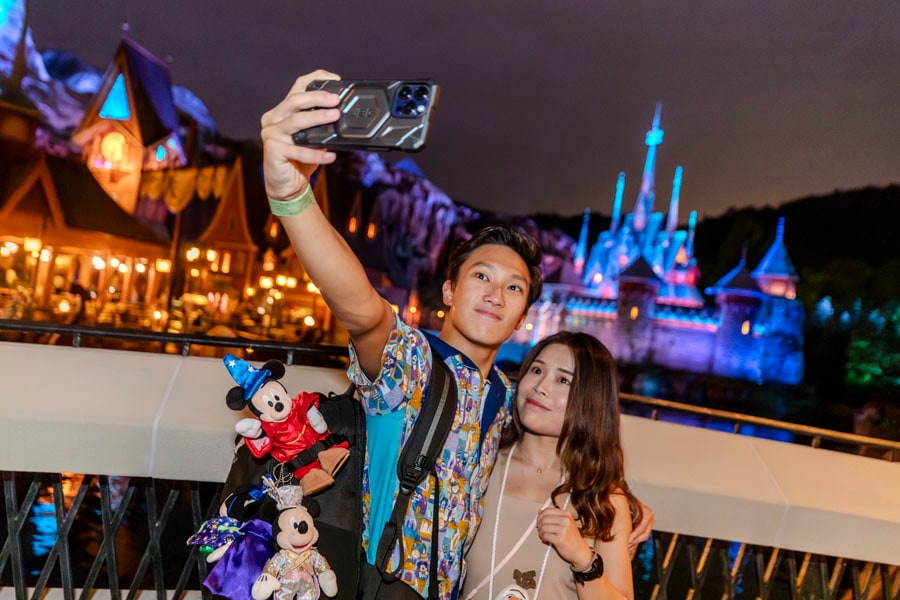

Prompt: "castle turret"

[616,257,662,363]
[751,217,798,299]
[707,256,764,381]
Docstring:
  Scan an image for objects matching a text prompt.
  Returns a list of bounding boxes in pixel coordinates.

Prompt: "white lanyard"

[465,443,569,600]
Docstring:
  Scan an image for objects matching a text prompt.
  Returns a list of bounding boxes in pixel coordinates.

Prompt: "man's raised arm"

[260,70,394,379]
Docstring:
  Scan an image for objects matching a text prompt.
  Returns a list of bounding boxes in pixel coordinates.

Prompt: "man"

[259,70,651,598]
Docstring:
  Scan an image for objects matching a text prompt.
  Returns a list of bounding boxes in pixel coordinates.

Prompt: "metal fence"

[1,319,898,599]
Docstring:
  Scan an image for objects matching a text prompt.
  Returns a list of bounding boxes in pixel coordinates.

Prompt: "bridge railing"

[0,319,898,599]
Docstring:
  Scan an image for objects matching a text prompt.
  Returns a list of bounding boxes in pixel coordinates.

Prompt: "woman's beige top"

[463,465,579,600]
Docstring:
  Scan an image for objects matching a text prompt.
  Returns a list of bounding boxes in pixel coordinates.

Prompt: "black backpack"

[220,346,457,600]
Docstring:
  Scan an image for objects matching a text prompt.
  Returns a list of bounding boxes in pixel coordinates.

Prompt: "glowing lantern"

[100,131,127,164]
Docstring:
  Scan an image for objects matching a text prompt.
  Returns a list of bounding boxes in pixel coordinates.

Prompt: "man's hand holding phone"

[292,79,440,153]
[259,70,342,201]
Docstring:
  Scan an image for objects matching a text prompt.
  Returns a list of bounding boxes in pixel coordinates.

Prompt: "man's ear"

[441,280,453,306]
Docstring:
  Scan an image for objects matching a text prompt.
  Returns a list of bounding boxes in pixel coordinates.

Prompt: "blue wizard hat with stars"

[223,353,271,400]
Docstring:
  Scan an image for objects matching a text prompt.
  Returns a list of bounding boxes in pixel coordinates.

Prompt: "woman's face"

[515,343,575,438]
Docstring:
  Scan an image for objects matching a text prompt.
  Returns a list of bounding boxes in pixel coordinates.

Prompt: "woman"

[463,332,641,600]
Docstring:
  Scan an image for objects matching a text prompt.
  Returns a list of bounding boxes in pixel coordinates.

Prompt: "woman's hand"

[536,506,594,571]
[628,501,655,554]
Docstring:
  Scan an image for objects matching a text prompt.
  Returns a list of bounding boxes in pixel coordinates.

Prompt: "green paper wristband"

[268,185,315,217]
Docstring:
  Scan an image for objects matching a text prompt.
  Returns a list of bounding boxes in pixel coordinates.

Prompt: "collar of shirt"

[422,331,508,447]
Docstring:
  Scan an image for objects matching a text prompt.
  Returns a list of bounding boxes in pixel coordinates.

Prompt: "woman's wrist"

[571,550,604,584]
[570,549,597,573]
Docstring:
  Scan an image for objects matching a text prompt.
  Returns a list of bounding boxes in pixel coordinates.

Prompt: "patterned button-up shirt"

[347,314,512,598]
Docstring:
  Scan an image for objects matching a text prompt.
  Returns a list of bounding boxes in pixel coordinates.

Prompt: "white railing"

[1,326,898,598]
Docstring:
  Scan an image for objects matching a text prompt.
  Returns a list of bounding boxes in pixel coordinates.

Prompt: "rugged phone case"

[292,79,440,152]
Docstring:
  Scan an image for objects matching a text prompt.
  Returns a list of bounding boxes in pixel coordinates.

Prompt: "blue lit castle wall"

[507,105,805,385]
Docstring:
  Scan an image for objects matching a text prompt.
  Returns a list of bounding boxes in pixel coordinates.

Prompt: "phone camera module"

[398,86,413,100]
[414,86,429,101]
[401,101,417,115]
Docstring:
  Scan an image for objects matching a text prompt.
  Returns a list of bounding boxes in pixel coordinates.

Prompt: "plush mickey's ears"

[226,386,247,411]
[223,353,270,400]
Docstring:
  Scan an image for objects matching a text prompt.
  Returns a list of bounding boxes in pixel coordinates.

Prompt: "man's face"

[441,244,530,351]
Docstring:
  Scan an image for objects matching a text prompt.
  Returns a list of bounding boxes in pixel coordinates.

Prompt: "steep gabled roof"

[619,256,663,282]
[74,38,179,146]
[705,258,763,297]
[45,155,169,244]
[751,217,798,280]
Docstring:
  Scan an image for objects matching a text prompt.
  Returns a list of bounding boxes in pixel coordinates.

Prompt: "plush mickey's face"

[273,506,318,553]
[250,380,292,422]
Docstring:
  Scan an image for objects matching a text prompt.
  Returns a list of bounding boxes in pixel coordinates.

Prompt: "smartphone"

[291,79,440,152]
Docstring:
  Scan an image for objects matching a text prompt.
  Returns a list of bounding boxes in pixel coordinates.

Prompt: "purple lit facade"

[505,107,805,385]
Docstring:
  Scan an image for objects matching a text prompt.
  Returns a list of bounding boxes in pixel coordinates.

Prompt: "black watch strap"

[572,551,604,584]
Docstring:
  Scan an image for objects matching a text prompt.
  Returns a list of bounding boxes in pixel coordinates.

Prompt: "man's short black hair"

[446,225,543,307]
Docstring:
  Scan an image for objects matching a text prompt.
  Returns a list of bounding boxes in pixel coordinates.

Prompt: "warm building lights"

[91,256,106,270]
[99,131,126,164]
[186,247,201,262]
[259,276,274,290]
[303,316,316,327]
[206,249,218,263]
[23,237,41,253]
[155,259,172,273]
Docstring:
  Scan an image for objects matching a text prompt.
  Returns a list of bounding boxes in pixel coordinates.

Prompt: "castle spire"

[633,102,663,232]
[665,166,683,237]
[574,208,590,275]
[685,210,697,258]
[610,171,625,234]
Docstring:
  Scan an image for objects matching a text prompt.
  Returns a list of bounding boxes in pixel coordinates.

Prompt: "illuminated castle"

[507,104,805,384]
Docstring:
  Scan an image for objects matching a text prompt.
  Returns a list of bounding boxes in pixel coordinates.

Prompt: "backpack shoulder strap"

[374,344,458,596]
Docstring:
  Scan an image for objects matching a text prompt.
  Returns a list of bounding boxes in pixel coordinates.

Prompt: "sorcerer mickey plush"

[224,353,349,495]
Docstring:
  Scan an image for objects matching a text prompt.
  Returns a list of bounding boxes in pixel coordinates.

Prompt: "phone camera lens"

[398,86,412,100]
[401,101,416,115]
[414,86,429,100]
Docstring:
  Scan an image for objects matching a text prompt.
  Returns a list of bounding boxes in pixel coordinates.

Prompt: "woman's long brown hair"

[500,331,643,541]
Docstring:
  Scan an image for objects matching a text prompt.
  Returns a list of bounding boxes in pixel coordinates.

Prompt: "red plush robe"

[243,392,347,478]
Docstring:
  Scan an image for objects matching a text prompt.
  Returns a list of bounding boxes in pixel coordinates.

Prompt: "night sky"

[28,0,900,219]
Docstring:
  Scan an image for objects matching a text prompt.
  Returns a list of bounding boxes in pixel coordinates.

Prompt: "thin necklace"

[489,442,569,600]
[515,445,561,476]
